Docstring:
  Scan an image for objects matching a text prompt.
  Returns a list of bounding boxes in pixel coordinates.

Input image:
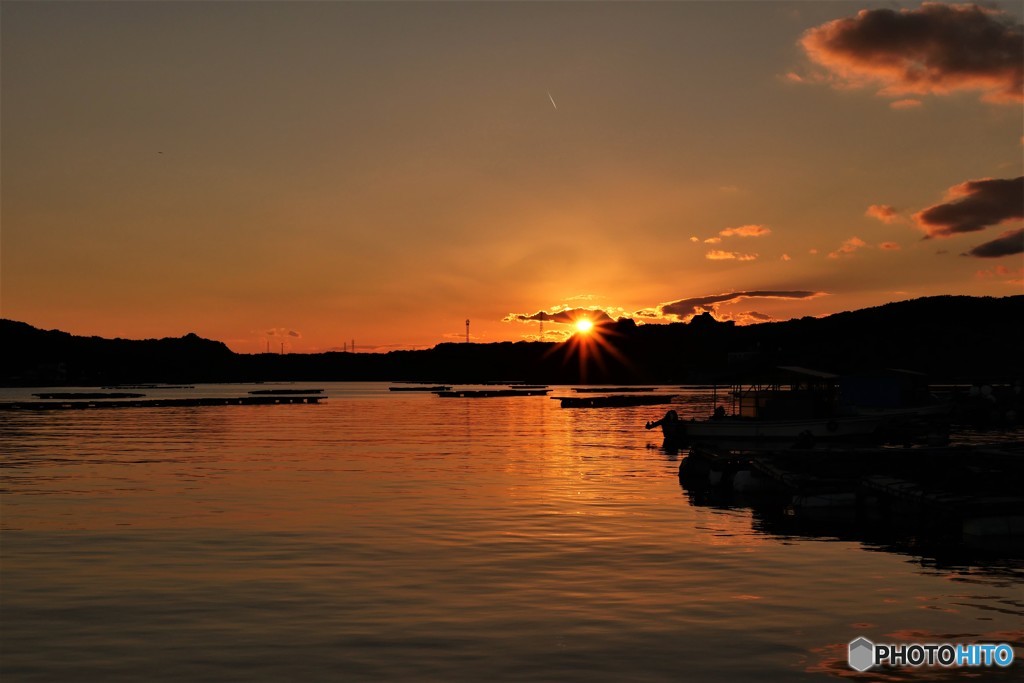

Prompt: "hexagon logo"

[848,637,875,672]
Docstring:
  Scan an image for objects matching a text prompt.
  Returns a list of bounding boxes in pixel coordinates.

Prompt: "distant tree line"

[2,295,1021,386]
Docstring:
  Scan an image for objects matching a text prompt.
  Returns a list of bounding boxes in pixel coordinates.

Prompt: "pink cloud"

[719,224,772,238]
[866,204,900,223]
[976,264,1024,284]
[828,236,868,259]
[706,250,758,261]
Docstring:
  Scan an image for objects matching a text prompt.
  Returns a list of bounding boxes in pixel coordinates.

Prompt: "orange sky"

[2,2,1021,353]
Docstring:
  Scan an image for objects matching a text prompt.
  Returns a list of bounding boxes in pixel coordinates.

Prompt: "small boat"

[648,412,887,444]
[434,389,551,398]
[646,367,892,447]
[556,394,677,408]
[33,392,146,399]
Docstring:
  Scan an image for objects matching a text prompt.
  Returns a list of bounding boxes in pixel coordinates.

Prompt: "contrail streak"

[547,91,558,110]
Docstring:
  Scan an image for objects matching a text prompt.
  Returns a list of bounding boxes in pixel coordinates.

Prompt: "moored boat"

[645,367,905,448]
[647,410,888,446]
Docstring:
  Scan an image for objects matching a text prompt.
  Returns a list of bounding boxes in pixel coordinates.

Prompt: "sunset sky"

[3,1,1021,353]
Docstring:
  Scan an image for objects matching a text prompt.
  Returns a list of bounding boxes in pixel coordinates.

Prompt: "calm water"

[1,383,1021,681]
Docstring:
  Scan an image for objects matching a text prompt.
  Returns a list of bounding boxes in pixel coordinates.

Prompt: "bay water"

[2,384,1020,681]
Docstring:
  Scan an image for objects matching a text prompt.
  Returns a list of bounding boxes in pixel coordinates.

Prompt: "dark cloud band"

[915,177,1024,237]
[802,3,1024,103]
[964,228,1024,258]
[504,308,616,325]
[655,290,821,320]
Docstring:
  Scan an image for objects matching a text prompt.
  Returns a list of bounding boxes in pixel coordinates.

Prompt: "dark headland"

[3,295,1022,387]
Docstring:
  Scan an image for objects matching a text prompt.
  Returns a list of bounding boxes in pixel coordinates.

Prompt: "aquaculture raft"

[556,394,677,408]
[389,386,452,392]
[434,389,551,398]
[0,396,323,410]
[248,388,324,395]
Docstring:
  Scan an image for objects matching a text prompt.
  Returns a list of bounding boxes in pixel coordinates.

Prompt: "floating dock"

[33,392,146,399]
[389,386,452,392]
[434,389,551,398]
[248,388,324,395]
[573,387,656,393]
[0,396,322,410]
[556,394,677,408]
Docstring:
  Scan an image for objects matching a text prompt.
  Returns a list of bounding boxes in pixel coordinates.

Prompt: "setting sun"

[575,319,594,334]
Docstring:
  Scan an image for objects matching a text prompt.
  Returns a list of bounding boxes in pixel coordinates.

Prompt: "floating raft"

[101,384,194,389]
[434,389,551,398]
[0,396,322,410]
[573,387,656,393]
[556,394,677,408]
[33,392,146,399]
[389,386,451,392]
[248,388,324,395]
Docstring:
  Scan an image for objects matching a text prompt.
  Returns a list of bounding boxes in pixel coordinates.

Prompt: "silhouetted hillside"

[3,295,1021,386]
[1,320,235,385]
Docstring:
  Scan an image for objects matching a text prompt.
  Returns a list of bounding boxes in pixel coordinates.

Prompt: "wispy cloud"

[976,264,1024,284]
[719,224,772,238]
[915,177,1023,237]
[650,290,824,322]
[889,98,922,110]
[828,237,868,258]
[503,307,616,325]
[706,250,758,261]
[735,311,774,324]
[800,3,1023,104]
[266,328,301,338]
[878,241,901,251]
[866,204,900,224]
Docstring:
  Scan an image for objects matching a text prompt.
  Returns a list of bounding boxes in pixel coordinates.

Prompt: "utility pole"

[465,319,470,343]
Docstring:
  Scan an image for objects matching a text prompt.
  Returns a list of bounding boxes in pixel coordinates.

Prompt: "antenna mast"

[465,319,470,343]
